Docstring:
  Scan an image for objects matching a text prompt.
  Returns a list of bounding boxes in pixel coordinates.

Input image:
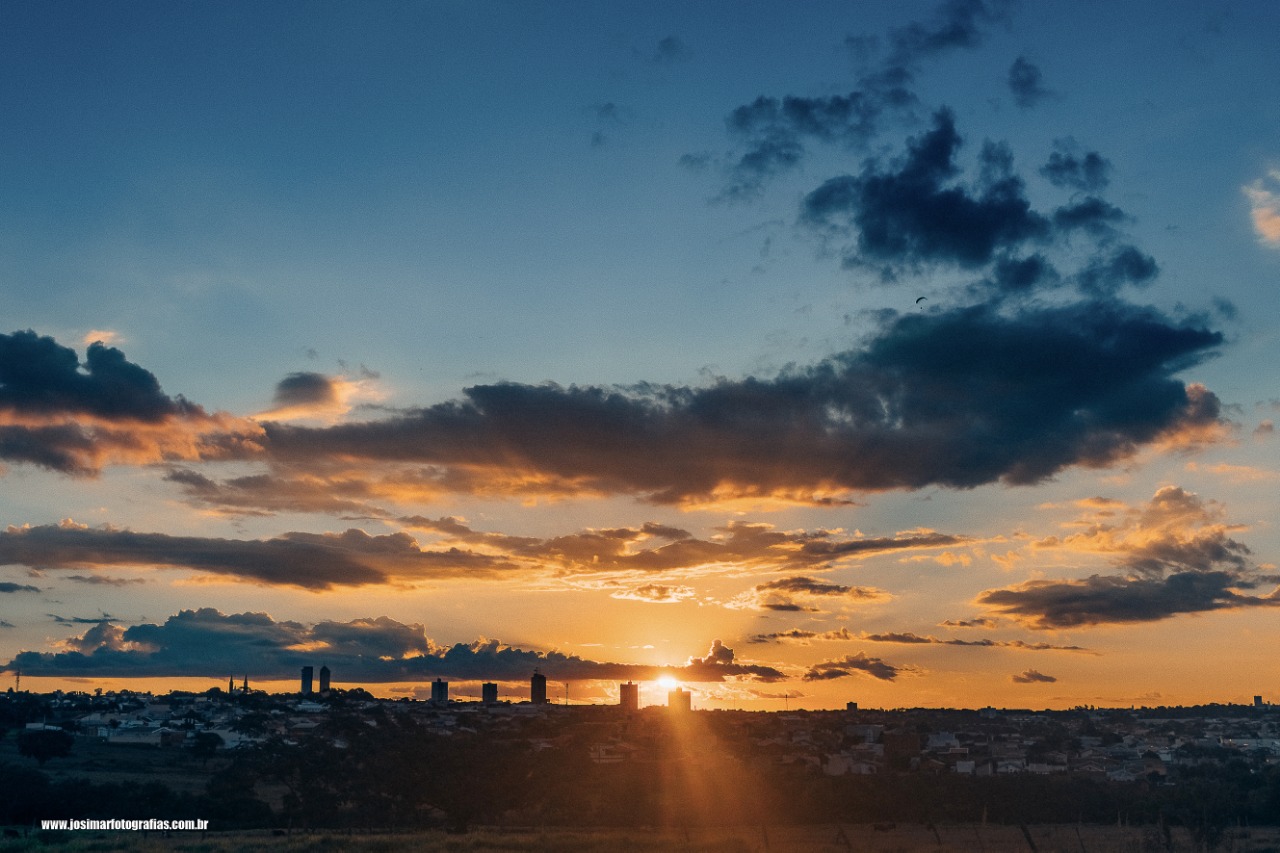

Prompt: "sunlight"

[657,675,680,691]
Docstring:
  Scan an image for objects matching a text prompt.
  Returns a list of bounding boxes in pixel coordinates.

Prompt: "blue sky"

[1,0,1278,709]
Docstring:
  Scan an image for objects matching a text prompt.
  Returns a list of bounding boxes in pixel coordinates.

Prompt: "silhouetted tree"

[17,728,74,766]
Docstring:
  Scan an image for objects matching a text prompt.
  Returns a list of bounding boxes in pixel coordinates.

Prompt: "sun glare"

[657,675,680,691]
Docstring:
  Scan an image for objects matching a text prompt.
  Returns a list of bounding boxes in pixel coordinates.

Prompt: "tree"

[17,728,74,766]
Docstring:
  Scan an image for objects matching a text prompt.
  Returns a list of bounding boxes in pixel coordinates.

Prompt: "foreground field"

[2,824,1279,852]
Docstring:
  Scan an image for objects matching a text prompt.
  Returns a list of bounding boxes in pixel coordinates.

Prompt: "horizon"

[2,0,1279,714]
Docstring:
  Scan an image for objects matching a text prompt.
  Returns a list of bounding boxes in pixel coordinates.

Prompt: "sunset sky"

[2,0,1279,710]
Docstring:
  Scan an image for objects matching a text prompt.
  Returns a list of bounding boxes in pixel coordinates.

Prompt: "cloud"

[2,609,785,683]
[0,330,261,475]
[254,370,383,422]
[715,0,1011,198]
[1007,56,1050,108]
[1244,170,1280,245]
[653,35,688,63]
[610,583,696,604]
[978,487,1279,628]
[0,581,40,593]
[0,515,965,592]
[979,570,1280,629]
[803,652,909,681]
[251,300,1222,507]
[858,632,1090,652]
[748,628,1088,652]
[800,109,1049,273]
[728,576,886,612]
[1012,669,1057,683]
[1040,140,1111,192]
[0,522,513,590]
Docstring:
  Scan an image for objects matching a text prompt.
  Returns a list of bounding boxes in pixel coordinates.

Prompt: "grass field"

[1,824,1279,852]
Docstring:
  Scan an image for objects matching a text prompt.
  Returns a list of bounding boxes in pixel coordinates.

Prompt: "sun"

[656,675,680,691]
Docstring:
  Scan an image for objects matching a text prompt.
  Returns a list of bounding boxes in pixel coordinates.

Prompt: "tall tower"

[431,678,448,705]
[481,682,498,704]
[319,665,331,693]
[300,666,314,695]
[619,681,639,712]
[228,675,235,694]
[668,687,691,712]
[531,670,548,704]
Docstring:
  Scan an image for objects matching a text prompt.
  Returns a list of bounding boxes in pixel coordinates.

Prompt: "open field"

[2,824,1279,853]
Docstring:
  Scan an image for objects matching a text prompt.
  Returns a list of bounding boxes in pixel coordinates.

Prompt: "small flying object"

[915,296,927,309]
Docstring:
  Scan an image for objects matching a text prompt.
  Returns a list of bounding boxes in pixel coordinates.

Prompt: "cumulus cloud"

[249,301,1222,508]
[0,330,260,475]
[1012,669,1056,683]
[978,487,1278,627]
[1244,170,1280,245]
[2,609,785,683]
[803,652,909,681]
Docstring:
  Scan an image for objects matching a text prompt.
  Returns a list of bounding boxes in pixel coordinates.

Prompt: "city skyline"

[1,0,1279,711]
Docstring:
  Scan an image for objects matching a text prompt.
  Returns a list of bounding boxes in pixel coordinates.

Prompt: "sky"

[1,0,1279,710]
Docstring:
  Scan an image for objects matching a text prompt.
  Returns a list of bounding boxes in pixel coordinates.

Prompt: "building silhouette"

[668,687,691,712]
[301,666,314,695]
[319,665,331,693]
[431,678,448,705]
[1257,695,1265,707]
[531,670,548,704]
[619,681,639,712]
[482,682,498,704]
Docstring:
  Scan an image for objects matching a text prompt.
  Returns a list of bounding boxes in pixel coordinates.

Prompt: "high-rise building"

[531,670,548,704]
[619,681,639,712]
[482,682,498,704]
[846,701,858,712]
[431,678,448,705]
[668,687,691,712]
[319,665,331,693]
[301,666,314,695]
[1256,695,1265,708]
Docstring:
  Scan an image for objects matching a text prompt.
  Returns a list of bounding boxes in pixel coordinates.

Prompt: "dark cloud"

[254,301,1222,506]
[748,628,1088,652]
[859,632,1089,652]
[715,0,1011,198]
[272,372,339,408]
[0,523,511,590]
[980,487,1275,628]
[653,35,688,63]
[1007,56,1050,108]
[1040,140,1111,192]
[64,575,147,586]
[1012,669,1057,683]
[800,109,1050,274]
[1072,245,1158,295]
[803,652,907,681]
[0,331,259,475]
[2,609,785,683]
[0,330,182,422]
[0,581,40,593]
[939,617,997,628]
[979,571,1280,629]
